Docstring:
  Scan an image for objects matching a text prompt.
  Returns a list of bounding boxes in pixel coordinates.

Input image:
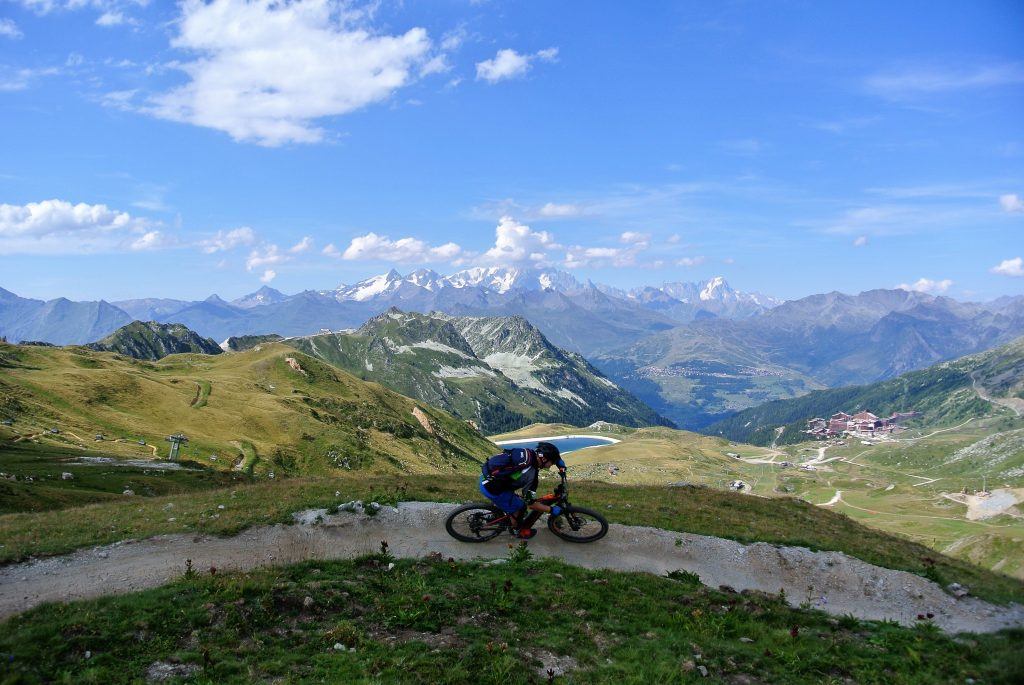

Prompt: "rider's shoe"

[515,528,537,540]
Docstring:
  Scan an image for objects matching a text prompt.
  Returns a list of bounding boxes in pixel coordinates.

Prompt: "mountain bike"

[445,472,609,543]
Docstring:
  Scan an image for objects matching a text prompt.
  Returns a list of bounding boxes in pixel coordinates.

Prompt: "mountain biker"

[479,441,566,539]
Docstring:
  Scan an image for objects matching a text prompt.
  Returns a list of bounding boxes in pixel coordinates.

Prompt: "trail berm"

[2,501,1021,634]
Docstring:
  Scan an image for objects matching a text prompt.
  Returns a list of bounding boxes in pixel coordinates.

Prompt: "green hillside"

[706,337,1024,446]
[0,341,494,487]
[86,320,223,359]
[285,309,671,433]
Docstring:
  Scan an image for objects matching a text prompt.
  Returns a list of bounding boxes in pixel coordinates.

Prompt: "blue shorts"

[479,476,525,514]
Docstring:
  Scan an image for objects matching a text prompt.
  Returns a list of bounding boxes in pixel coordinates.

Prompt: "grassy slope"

[493,422,1024,583]
[2,555,1022,684]
[0,341,495,482]
[1,473,1021,605]
[707,337,1024,446]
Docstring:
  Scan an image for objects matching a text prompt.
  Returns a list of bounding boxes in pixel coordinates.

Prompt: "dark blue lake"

[493,435,617,454]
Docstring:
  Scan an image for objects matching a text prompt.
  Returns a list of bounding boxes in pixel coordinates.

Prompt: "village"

[804,410,921,439]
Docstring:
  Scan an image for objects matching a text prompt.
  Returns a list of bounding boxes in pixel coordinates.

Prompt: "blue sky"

[1,0,1022,302]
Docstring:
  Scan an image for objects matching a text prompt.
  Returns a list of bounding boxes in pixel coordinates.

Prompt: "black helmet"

[535,441,561,464]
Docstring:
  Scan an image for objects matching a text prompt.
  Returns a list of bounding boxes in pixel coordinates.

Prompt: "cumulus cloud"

[0,199,160,254]
[337,232,461,263]
[676,256,706,267]
[246,243,288,271]
[95,11,128,26]
[260,269,277,283]
[289,236,314,253]
[620,231,650,247]
[145,0,434,146]
[130,230,175,251]
[991,257,1024,277]
[853,235,868,247]
[481,216,558,264]
[476,46,558,84]
[537,202,581,218]
[0,19,22,39]
[322,242,341,258]
[897,277,953,294]
[1001,194,1024,213]
[199,226,256,253]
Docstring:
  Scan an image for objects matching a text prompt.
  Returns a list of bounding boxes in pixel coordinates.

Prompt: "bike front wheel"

[445,502,507,543]
[547,506,609,543]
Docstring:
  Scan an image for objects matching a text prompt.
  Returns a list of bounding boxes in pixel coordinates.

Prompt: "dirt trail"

[972,372,1024,418]
[2,502,1022,634]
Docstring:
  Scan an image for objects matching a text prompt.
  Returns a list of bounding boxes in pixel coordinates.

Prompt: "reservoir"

[492,434,617,454]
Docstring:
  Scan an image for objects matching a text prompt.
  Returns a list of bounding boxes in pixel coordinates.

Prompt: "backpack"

[481,448,534,485]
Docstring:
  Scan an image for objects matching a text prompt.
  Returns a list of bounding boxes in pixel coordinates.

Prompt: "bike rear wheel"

[445,502,507,543]
[547,506,609,543]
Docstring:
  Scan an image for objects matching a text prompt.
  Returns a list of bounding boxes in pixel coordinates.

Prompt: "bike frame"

[478,473,569,532]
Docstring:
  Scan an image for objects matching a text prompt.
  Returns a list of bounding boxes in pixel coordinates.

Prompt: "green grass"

[2,555,1021,684]
[1,473,1021,605]
[0,442,246,514]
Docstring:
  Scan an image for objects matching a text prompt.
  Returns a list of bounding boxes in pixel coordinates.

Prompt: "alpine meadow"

[1,2,1023,683]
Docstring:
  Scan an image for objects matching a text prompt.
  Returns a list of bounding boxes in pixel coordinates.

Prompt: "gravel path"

[1,501,1021,634]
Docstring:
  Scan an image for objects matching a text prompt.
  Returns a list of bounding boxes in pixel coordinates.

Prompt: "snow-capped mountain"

[597,276,780,321]
[330,266,585,301]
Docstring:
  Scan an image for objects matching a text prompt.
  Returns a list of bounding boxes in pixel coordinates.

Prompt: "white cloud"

[130,230,174,251]
[95,11,127,26]
[676,256,706,267]
[620,231,650,247]
[991,257,1024,277]
[338,232,461,263]
[1000,193,1024,213]
[481,216,558,264]
[853,235,868,247]
[260,269,277,283]
[246,243,288,271]
[896,277,953,295]
[666,234,681,244]
[289,236,314,253]
[146,0,433,146]
[721,138,764,155]
[0,199,155,254]
[322,242,341,258]
[199,226,255,253]
[537,202,581,218]
[475,46,558,84]
[866,63,1024,98]
[0,65,59,91]
[0,19,23,39]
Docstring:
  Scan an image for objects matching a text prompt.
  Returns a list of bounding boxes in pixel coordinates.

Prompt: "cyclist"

[479,441,566,539]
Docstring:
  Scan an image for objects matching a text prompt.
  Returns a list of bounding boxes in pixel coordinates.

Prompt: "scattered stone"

[534,650,578,678]
[947,583,970,599]
[61,472,74,480]
[84,650,91,659]
[697,665,709,677]
[739,637,754,643]
[217,504,225,510]
[386,563,395,572]
[145,661,200,683]
[302,596,315,609]
[123,489,135,496]
[333,643,346,652]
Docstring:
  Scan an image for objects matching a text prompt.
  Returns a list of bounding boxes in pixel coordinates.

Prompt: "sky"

[1,0,1022,303]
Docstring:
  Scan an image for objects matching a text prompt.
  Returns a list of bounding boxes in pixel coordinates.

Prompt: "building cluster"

[805,410,921,438]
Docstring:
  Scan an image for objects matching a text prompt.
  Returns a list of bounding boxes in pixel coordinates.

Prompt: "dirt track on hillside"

[1,502,1022,634]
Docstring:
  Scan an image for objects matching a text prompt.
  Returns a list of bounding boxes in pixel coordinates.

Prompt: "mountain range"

[593,289,1024,429]
[86,321,223,360]
[285,308,671,433]
[0,268,776,353]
